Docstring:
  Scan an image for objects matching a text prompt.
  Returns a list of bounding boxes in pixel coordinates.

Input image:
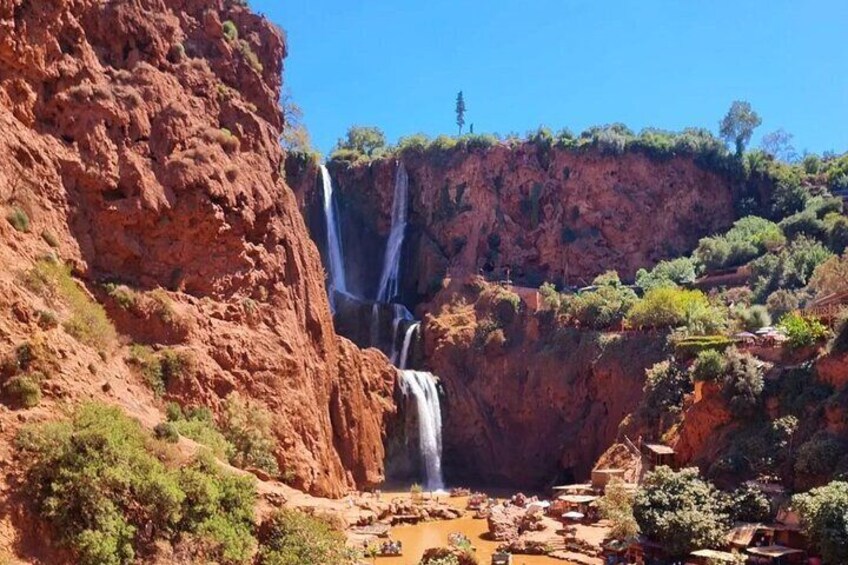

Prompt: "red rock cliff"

[0,0,395,497]
[291,145,739,300]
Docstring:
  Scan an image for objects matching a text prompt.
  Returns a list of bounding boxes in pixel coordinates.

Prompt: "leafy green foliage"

[16,404,185,565]
[222,20,238,42]
[633,467,730,558]
[221,394,280,476]
[641,359,692,421]
[749,236,833,300]
[729,484,773,523]
[778,313,831,350]
[735,304,772,331]
[331,126,387,161]
[568,272,637,330]
[598,478,640,540]
[721,348,765,417]
[6,206,30,232]
[178,453,257,564]
[635,257,697,291]
[455,91,466,135]
[169,406,234,460]
[3,374,42,408]
[792,481,848,565]
[694,216,785,271]
[24,259,117,349]
[794,433,845,477]
[719,100,762,155]
[16,404,259,565]
[690,349,726,382]
[257,509,350,565]
[627,287,727,334]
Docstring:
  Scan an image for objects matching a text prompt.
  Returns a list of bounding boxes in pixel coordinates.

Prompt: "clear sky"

[249,0,848,156]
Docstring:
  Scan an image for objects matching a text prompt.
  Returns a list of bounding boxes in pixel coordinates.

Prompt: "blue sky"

[249,0,848,156]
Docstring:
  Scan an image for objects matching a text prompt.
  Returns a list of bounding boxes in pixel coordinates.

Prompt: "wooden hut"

[643,443,675,470]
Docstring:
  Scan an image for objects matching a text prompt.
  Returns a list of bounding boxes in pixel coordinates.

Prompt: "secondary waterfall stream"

[376,162,409,303]
[319,165,347,310]
[318,161,445,490]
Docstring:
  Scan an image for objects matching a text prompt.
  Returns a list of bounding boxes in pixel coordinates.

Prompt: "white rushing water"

[320,165,347,310]
[399,370,445,491]
[389,304,414,363]
[398,321,420,370]
[376,162,409,303]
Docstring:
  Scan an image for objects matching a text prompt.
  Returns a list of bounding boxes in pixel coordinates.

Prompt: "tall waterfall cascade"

[398,370,445,491]
[315,163,446,490]
[319,165,348,310]
[376,162,409,303]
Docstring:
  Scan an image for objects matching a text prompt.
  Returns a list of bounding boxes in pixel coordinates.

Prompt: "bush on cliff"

[721,348,765,417]
[568,271,637,330]
[749,236,833,300]
[694,216,785,271]
[778,312,830,350]
[792,481,848,565]
[23,259,117,349]
[641,359,692,422]
[257,508,351,565]
[633,467,730,558]
[331,126,387,161]
[221,393,280,476]
[627,287,727,335]
[634,257,697,291]
[16,403,259,565]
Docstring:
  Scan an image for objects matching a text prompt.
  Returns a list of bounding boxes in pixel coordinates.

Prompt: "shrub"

[694,216,785,271]
[794,433,845,476]
[598,478,640,540]
[332,126,387,160]
[16,403,185,565]
[830,310,848,354]
[6,206,30,232]
[172,409,234,460]
[154,422,180,443]
[765,289,800,319]
[633,467,730,558]
[808,251,848,298]
[177,453,257,564]
[792,481,848,565]
[729,484,773,523]
[749,236,833,300]
[221,394,279,476]
[722,348,764,417]
[628,287,726,335]
[735,304,772,331]
[3,374,42,408]
[641,359,692,421]
[159,349,191,385]
[257,509,349,565]
[778,313,830,350]
[222,20,238,42]
[569,272,638,330]
[691,349,726,382]
[24,260,117,349]
[635,257,697,291]
[672,335,734,358]
[127,345,165,395]
[36,309,59,329]
[780,209,826,241]
[41,230,58,247]
[238,40,263,73]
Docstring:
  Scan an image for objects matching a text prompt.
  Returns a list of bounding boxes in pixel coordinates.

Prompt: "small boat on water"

[491,551,512,565]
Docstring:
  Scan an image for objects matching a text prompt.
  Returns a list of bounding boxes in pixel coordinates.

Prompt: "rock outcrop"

[0,0,395,497]
[420,278,667,488]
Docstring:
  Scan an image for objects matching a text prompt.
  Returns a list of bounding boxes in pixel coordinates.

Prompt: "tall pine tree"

[455,91,466,136]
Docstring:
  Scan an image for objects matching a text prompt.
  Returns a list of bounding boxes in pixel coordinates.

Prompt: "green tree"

[334,126,387,157]
[455,91,466,136]
[598,478,640,540]
[760,128,797,162]
[257,509,350,565]
[719,100,762,156]
[792,481,848,565]
[633,467,731,558]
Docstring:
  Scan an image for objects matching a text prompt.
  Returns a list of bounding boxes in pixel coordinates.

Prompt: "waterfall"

[376,162,409,303]
[389,304,413,363]
[399,370,445,491]
[398,322,420,370]
[319,165,347,310]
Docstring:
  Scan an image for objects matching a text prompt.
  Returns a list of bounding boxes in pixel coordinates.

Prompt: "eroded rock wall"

[0,0,395,497]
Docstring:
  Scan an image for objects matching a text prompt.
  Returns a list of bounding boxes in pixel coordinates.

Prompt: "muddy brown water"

[371,493,575,565]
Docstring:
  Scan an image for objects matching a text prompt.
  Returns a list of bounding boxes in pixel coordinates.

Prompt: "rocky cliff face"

[417,278,666,488]
[0,0,395,498]
[291,145,739,302]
